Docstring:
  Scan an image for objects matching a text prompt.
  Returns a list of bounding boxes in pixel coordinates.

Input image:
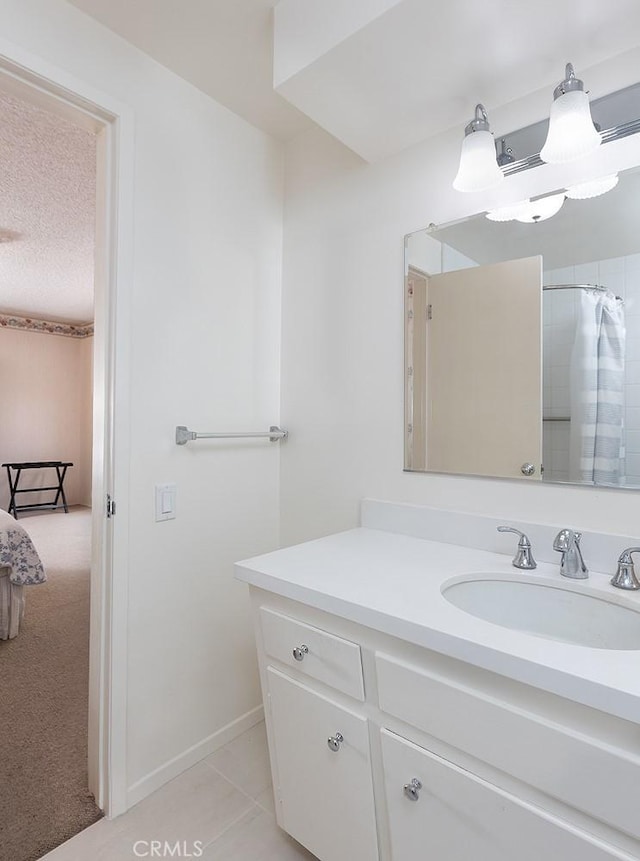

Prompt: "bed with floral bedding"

[0,508,46,639]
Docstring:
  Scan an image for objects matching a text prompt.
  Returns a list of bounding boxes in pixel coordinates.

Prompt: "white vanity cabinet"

[258,607,378,861]
[375,652,640,842]
[267,668,378,861]
[250,590,640,861]
[381,729,631,861]
[260,607,365,700]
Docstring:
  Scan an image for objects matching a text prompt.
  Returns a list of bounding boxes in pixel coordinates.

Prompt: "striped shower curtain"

[569,289,626,485]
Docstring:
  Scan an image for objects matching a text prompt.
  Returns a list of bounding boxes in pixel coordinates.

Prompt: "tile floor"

[41,722,316,860]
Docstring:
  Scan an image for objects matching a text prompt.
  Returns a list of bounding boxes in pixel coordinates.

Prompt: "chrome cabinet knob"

[403,778,423,801]
[327,732,344,752]
[292,644,309,661]
[521,462,536,476]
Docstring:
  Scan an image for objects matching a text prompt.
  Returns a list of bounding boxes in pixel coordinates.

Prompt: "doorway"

[0,42,133,849]
[0,84,100,860]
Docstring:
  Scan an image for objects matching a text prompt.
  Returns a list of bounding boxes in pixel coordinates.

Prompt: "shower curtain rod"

[543,283,623,301]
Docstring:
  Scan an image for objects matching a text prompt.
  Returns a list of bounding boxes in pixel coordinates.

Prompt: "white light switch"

[155,483,176,521]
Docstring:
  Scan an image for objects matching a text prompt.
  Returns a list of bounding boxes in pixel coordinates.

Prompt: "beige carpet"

[0,508,103,861]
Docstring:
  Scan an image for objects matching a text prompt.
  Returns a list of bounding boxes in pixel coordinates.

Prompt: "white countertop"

[235,527,640,725]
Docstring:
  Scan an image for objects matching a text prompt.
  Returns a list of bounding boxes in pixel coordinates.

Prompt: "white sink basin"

[442,577,640,650]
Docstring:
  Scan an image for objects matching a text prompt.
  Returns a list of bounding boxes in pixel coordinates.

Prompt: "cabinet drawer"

[376,652,640,840]
[260,607,365,700]
[267,668,378,861]
[381,729,633,861]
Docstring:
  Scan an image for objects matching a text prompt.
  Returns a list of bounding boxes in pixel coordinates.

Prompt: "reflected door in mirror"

[406,268,428,470]
[407,256,543,479]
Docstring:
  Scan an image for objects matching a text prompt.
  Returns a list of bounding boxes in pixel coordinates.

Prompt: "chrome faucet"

[553,529,588,579]
[497,526,536,570]
[610,547,640,590]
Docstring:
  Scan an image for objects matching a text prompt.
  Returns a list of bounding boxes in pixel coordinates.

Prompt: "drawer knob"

[403,778,423,801]
[292,644,309,662]
[327,732,344,752]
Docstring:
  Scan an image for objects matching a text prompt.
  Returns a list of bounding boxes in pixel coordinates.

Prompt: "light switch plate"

[155,483,176,521]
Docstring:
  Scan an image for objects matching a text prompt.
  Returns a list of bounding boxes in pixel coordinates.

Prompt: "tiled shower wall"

[543,253,640,485]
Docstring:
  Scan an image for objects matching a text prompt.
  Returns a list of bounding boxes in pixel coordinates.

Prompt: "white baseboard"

[125,704,264,810]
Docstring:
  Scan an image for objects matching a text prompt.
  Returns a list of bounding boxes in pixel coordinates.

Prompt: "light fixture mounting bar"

[497,81,640,178]
[501,117,640,178]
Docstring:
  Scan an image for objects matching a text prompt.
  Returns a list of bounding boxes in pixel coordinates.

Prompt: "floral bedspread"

[0,509,46,585]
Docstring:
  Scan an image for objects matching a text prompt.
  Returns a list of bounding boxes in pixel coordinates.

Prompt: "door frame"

[405,266,429,471]
[0,38,134,817]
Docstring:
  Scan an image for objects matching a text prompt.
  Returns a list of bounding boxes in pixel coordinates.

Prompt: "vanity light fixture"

[485,172,619,222]
[452,104,504,193]
[540,63,601,164]
[486,193,566,223]
[485,200,530,222]
[457,63,639,192]
[565,173,619,199]
[514,193,565,223]
[485,171,618,223]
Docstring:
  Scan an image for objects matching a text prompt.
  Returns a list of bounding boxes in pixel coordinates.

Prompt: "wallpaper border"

[0,314,93,338]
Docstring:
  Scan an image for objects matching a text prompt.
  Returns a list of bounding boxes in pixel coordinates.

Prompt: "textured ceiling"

[0,90,96,324]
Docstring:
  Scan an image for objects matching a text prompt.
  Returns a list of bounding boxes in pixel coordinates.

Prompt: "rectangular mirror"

[405,165,639,488]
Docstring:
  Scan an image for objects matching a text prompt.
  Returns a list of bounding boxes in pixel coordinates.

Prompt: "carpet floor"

[0,508,103,861]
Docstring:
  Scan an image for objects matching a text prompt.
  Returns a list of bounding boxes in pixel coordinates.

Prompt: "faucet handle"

[553,528,580,551]
[611,547,640,591]
[553,528,588,579]
[497,526,537,570]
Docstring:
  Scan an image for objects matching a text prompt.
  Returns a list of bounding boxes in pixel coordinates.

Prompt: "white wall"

[280,54,640,549]
[0,328,92,508]
[0,0,283,803]
[407,232,478,275]
[7,0,640,814]
[442,244,478,273]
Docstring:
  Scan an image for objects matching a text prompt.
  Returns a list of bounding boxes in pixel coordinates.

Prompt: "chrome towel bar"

[176,425,288,445]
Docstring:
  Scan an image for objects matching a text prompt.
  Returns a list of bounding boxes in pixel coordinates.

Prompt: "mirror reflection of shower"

[405,164,640,488]
[543,279,626,486]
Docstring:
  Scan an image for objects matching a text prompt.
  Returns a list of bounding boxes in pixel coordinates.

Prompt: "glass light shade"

[566,174,619,200]
[453,130,504,192]
[486,200,531,222]
[514,193,565,223]
[540,90,601,164]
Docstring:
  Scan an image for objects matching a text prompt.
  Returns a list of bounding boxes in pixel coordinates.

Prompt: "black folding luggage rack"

[3,461,74,519]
